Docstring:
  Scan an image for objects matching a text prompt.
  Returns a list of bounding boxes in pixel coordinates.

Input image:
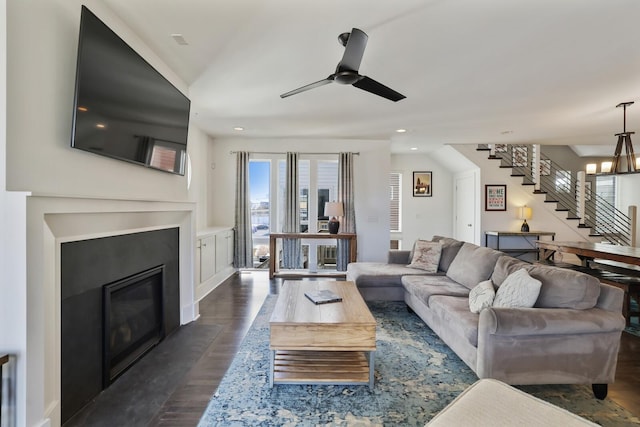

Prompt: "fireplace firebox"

[103,266,165,386]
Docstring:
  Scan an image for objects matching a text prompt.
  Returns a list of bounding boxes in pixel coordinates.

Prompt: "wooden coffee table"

[269,280,377,389]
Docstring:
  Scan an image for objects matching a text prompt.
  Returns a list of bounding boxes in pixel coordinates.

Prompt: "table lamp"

[518,206,532,232]
[324,202,344,234]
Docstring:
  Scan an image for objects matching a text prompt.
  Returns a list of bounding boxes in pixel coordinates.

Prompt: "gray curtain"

[233,151,253,268]
[282,152,302,268]
[337,152,356,271]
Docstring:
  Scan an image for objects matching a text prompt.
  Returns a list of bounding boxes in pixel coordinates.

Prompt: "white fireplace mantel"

[25,195,198,427]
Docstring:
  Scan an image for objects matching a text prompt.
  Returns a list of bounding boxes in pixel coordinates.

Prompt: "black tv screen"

[71,6,191,175]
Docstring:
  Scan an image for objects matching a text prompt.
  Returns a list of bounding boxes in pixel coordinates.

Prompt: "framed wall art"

[485,184,507,211]
[413,171,432,197]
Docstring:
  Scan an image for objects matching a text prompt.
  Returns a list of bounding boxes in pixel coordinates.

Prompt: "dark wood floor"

[149,271,640,426]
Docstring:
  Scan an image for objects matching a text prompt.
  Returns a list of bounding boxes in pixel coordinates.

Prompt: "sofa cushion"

[346,262,433,288]
[491,256,532,287]
[402,275,470,307]
[407,240,442,272]
[493,269,542,309]
[527,264,601,309]
[437,237,465,273]
[469,280,496,313]
[429,295,480,348]
[446,243,504,289]
[388,250,411,264]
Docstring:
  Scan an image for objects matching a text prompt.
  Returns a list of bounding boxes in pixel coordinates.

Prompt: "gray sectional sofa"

[346,236,626,398]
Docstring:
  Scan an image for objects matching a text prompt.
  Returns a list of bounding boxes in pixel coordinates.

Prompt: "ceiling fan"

[280,28,406,102]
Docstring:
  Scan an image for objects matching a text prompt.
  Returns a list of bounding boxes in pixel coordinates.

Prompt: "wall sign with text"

[485,184,507,211]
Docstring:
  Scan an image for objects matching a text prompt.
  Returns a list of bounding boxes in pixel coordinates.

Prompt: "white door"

[455,172,477,243]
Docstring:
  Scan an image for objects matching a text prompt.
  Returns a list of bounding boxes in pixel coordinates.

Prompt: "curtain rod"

[229,151,360,155]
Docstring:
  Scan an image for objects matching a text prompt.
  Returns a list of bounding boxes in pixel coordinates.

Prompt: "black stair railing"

[479,143,632,245]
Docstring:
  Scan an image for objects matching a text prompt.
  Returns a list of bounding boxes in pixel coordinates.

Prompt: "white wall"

[6,0,207,204]
[390,153,455,248]
[188,126,210,227]
[207,138,391,262]
[1,2,30,426]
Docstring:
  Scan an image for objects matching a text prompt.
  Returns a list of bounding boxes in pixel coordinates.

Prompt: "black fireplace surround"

[61,228,180,423]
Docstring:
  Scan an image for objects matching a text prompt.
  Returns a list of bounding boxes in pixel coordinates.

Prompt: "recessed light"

[396,129,407,133]
[410,147,418,151]
[233,127,244,131]
[96,123,106,129]
[77,106,88,112]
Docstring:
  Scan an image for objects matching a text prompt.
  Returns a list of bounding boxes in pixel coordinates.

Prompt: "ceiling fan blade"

[337,28,368,72]
[352,76,406,102]
[280,77,334,98]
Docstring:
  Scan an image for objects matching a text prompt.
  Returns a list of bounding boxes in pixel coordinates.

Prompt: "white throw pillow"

[493,268,542,308]
[469,280,496,314]
[407,240,442,273]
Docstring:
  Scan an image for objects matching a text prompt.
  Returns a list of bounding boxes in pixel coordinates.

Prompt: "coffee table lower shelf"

[269,350,375,389]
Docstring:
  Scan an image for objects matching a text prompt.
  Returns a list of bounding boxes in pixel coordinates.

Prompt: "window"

[390,172,402,232]
[555,170,571,193]
[595,175,616,232]
[249,161,270,267]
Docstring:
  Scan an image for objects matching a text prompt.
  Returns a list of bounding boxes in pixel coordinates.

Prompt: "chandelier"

[586,101,640,175]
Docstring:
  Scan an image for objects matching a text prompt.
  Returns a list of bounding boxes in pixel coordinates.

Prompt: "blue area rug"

[199,296,639,426]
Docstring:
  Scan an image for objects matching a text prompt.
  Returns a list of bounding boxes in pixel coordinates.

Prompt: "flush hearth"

[61,228,180,424]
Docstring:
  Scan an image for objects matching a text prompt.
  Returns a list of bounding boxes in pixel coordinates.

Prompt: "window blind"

[390,172,402,232]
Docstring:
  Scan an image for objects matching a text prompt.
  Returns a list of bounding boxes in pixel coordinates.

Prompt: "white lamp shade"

[585,163,597,174]
[517,206,532,220]
[324,202,344,217]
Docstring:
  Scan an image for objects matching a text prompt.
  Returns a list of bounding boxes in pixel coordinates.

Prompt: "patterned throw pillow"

[407,240,442,273]
[469,280,496,313]
[493,268,542,308]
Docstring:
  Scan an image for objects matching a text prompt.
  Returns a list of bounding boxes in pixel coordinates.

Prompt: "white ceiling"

[102,0,640,155]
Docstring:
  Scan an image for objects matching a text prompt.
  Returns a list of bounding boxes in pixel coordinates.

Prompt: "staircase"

[477,143,633,245]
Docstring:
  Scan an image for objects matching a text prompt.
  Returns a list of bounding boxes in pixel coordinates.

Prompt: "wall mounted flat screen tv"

[71,6,191,175]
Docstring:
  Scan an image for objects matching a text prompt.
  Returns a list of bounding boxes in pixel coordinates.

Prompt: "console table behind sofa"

[269,233,357,279]
[485,231,555,262]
